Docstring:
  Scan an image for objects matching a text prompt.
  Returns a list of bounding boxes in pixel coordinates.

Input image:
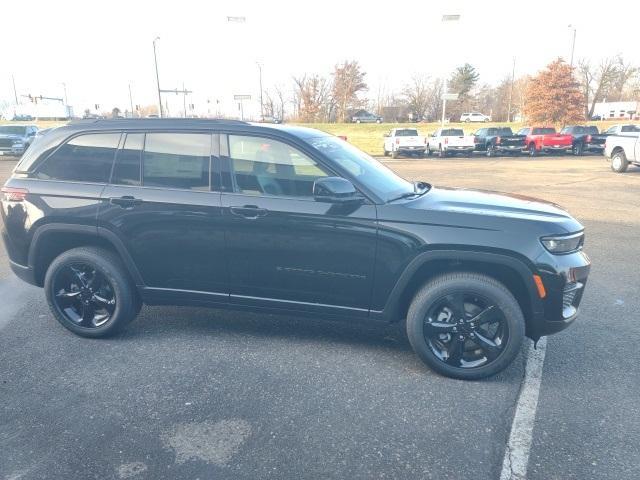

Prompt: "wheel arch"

[379,250,542,338]
[28,224,144,287]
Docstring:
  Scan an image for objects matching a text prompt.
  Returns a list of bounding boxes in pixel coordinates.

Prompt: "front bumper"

[530,250,591,339]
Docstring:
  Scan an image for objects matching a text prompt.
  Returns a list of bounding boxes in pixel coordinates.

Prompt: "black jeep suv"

[1,119,590,379]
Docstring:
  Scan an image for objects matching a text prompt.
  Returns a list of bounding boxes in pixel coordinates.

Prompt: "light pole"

[257,62,264,120]
[128,83,135,117]
[12,75,19,104]
[153,37,163,117]
[568,24,577,68]
[441,14,461,127]
[506,57,516,122]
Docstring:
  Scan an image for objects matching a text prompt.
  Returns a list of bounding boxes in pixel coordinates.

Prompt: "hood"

[391,186,583,234]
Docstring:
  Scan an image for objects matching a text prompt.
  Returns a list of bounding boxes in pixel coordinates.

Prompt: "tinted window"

[442,129,464,136]
[621,125,640,132]
[517,128,530,135]
[113,133,143,186]
[229,135,328,198]
[36,133,120,183]
[142,133,211,190]
[585,126,599,134]
[485,128,496,136]
[396,129,419,136]
[532,128,556,135]
[476,129,487,136]
[497,128,513,136]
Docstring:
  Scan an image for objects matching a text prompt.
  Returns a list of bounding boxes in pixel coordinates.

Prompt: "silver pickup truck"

[605,130,640,173]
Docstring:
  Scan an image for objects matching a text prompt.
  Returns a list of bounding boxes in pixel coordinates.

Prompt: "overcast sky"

[2,0,639,118]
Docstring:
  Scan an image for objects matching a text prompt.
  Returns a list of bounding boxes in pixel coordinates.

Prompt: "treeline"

[262,56,639,124]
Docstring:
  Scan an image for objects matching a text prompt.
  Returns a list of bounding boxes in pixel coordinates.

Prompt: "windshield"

[396,129,418,136]
[497,128,513,135]
[309,135,414,201]
[0,126,26,135]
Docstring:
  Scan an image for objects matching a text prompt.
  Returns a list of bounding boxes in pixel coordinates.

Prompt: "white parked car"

[460,112,491,123]
[427,128,475,157]
[383,128,426,158]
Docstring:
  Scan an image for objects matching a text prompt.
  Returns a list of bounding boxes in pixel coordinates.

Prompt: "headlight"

[540,232,584,254]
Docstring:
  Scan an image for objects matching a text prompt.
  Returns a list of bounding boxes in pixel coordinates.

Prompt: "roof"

[62,118,327,139]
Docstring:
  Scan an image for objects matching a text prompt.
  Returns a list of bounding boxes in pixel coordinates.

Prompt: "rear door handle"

[229,205,268,219]
[109,196,143,209]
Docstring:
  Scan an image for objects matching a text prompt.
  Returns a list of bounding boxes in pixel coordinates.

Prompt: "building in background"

[592,101,638,120]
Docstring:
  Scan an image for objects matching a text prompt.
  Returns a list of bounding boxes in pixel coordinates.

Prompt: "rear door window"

[142,133,211,190]
[35,133,120,183]
[113,133,144,186]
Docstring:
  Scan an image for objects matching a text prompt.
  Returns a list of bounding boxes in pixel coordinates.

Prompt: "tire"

[426,145,432,156]
[356,119,361,124]
[44,246,140,338]
[391,148,399,159]
[438,145,446,158]
[376,119,381,124]
[406,272,525,380]
[528,143,537,157]
[611,151,629,173]
[464,119,470,123]
[572,142,584,156]
[383,147,389,157]
[464,150,472,158]
[486,143,496,157]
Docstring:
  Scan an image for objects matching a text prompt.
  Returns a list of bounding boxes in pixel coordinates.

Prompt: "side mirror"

[313,177,361,203]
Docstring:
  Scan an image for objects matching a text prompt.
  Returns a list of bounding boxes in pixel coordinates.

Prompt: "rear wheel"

[406,273,525,380]
[383,146,389,157]
[44,247,140,338]
[486,144,496,157]
[611,151,629,173]
[391,148,399,159]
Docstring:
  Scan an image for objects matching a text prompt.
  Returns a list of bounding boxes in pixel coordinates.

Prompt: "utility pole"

[153,37,163,117]
[128,83,135,118]
[257,62,264,120]
[182,82,187,118]
[441,14,461,128]
[11,75,18,104]
[507,57,516,122]
[569,25,577,68]
[441,80,447,128]
[62,82,68,105]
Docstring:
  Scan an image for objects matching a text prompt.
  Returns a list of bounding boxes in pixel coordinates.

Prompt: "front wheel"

[44,246,140,338]
[611,151,629,173]
[438,145,446,158]
[528,143,537,157]
[406,273,525,380]
[486,144,496,157]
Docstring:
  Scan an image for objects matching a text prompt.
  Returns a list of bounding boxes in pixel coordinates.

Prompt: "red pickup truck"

[516,127,573,156]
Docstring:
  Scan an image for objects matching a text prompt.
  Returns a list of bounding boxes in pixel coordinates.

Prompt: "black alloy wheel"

[422,293,508,369]
[51,263,116,328]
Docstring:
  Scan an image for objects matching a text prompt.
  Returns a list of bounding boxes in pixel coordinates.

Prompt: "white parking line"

[499,337,548,480]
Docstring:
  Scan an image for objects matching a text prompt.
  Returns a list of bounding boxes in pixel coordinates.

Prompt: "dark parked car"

[0,124,38,156]
[1,119,591,380]
[472,127,527,156]
[560,125,607,155]
[351,111,382,123]
[11,114,35,121]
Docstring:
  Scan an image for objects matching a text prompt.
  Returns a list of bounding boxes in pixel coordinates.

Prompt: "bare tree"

[578,57,620,118]
[332,61,368,122]
[292,74,332,122]
[611,58,639,101]
[402,75,431,120]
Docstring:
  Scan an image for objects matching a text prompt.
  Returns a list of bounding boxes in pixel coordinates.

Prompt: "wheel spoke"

[467,305,498,326]
[56,290,81,299]
[445,337,465,366]
[423,321,457,336]
[91,294,115,308]
[470,331,502,361]
[68,266,88,288]
[81,302,96,326]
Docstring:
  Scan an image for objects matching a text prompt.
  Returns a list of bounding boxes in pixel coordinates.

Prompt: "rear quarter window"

[35,133,120,183]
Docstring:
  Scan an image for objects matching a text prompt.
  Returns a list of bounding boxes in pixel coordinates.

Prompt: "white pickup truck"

[383,128,426,158]
[605,132,640,173]
[426,128,475,157]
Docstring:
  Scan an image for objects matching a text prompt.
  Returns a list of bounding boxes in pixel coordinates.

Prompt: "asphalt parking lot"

[1,154,639,480]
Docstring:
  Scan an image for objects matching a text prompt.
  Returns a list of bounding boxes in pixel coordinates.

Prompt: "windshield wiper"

[387,182,431,203]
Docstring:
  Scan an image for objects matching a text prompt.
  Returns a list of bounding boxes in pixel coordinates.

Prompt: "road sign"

[443,93,459,100]
[234,94,251,100]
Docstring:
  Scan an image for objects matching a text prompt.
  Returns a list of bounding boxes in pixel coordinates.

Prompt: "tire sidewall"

[406,273,525,380]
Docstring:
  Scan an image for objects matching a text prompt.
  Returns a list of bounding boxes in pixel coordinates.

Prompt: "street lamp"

[257,62,264,120]
[568,24,577,68]
[153,36,163,117]
[441,13,461,127]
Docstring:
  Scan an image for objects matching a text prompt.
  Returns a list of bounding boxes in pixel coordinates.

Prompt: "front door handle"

[109,196,143,209]
[229,205,268,219]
